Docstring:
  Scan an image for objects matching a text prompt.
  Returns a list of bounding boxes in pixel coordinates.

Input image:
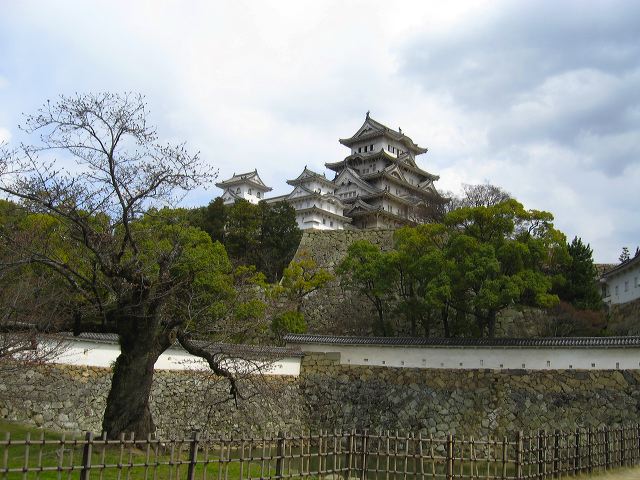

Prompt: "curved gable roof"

[334,168,381,194]
[339,114,428,155]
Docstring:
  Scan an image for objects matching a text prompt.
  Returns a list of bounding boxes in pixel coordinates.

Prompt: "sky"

[0,0,638,263]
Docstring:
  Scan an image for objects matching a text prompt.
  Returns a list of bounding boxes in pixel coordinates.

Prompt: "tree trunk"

[102,318,171,439]
[375,298,387,336]
[487,310,497,338]
[441,304,451,338]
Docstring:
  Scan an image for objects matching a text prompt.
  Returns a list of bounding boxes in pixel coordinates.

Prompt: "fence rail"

[1,425,639,479]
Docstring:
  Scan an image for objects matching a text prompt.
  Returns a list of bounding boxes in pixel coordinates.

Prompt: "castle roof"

[333,168,381,195]
[215,169,272,191]
[287,166,335,188]
[600,248,640,279]
[284,333,640,349]
[326,149,438,181]
[296,205,352,223]
[338,114,428,155]
[286,185,346,208]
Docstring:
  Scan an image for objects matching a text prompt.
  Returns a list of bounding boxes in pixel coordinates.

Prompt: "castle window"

[236,188,240,194]
[358,147,362,153]
[615,285,619,295]
[370,144,374,151]
[248,188,252,195]
[625,281,629,292]
[330,221,334,227]
[257,192,261,198]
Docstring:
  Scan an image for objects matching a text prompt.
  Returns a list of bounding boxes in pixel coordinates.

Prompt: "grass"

[576,467,640,479]
[0,420,273,479]
[0,420,638,480]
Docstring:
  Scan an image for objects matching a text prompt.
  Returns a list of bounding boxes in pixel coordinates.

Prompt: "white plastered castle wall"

[602,261,640,305]
[291,343,640,371]
[48,338,302,376]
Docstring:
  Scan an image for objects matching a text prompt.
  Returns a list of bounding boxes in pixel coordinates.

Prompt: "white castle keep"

[216,114,447,230]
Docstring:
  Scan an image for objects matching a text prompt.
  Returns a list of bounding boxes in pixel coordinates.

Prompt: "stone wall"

[3,354,639,437]
[295,229,395,335]
[299,353,640,437]
[607,297,640,335]
[0,364,303,436]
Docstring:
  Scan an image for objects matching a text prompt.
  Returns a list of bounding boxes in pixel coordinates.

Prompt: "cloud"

[0,128,10,143]
[399,1,640,177]
[0,0,637,261]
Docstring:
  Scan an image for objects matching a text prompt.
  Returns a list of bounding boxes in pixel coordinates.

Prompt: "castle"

[216,114,447,230]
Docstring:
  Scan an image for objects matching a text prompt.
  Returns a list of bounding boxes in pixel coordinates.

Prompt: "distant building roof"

[215,169,272,191]
[287,166,335,188]
[600,249,640,279]
[284,333,640,348]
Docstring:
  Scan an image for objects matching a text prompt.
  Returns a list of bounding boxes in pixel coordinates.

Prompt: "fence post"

[360,429,368,480]
[501,436,508,480]
[515,431,523,480]
[552,430,560,478]
[345,430,355,480]
[187,430,200,480]
[79,431,93,480]
[621,426,626,467]
[537,430,544,480]
[446,433,454,480]
[276,431,285,479]
[637,424,640,465]
[587,427,593,474]
[604,427,611,470]
[574,429,581,475]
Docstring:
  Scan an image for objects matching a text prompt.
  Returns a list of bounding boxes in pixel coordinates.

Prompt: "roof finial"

[399,127,402,134]
[366,110,370,119]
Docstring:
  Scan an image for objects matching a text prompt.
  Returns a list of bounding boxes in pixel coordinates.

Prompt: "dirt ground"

[578,467,640,479]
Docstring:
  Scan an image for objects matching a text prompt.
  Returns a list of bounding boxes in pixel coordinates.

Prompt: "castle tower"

[267,166,352,230]
[325,113,447,229]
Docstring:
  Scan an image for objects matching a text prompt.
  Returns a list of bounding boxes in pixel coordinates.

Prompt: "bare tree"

[0,93,259,438]
[446,182,511,212]
[0,271,69,369]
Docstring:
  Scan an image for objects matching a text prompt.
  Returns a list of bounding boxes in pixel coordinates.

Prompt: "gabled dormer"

[339,112,428,157]
[287,166,335,195]
[216,169,272,205]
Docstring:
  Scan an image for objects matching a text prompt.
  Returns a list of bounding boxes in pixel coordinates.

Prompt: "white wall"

[292,343,640,371]
[603,262,640,305]
[50,339,301,376]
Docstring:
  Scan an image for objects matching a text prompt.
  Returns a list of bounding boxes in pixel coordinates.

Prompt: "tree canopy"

[338,198,573,338]
[0,93,267,438]
[189,199,301,282]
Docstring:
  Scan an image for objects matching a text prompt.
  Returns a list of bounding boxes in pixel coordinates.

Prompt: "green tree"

[189,197,227,244]
[0,93,266,438]
[554,237,602,310]
[619,247,630,263]
[444,200,564,337]
[337,240,396,336]
[225,200,262,266]
[389,225,452,336]
[257,201,302,282]
[276,252,333,313]
[271,310,306,339]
